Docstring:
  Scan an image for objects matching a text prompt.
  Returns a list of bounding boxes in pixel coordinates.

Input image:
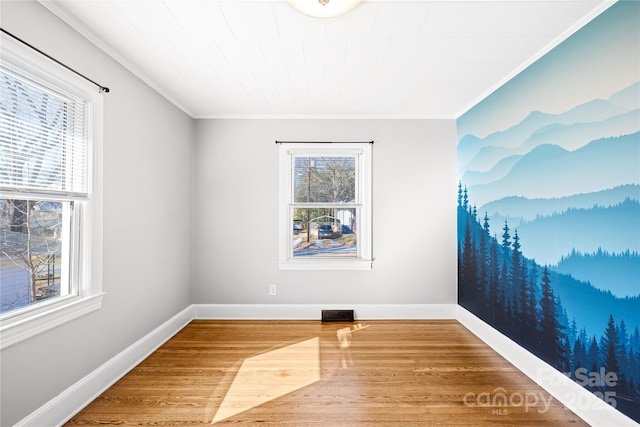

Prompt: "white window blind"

[0,61,89,196]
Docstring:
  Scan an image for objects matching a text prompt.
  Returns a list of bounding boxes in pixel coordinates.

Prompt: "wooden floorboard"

[66,320,588,426]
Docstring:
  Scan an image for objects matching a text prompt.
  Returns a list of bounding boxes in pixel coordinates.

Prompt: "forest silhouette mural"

[456,1,639,422]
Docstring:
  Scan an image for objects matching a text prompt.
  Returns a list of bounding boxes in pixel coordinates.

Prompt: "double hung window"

[0,37,103,349]
[279,142,372,270]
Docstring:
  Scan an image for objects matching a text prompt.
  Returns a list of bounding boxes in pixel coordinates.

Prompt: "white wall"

[0,2,194,425]
[193,119,457,306]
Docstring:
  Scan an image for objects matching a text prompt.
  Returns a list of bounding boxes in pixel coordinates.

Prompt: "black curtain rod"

[275,140,374,144]
[0,27,110,93]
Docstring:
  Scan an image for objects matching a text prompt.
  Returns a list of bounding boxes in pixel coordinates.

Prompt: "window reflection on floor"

[212,337,320,423]
[337,324,369,368]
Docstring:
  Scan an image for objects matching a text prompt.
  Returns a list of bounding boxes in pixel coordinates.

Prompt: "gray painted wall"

[0,2,194,425]
[193,119,457,305]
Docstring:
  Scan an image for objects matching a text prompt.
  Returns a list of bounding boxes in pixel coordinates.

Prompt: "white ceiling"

[41,0,612,119]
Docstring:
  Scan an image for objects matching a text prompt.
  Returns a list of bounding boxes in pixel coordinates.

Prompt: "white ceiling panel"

[220,2,280,39]
[275,76,309,97]
[272,3,326,38]
[303,37,347,64]
[170,36,227,66]
[345,37,391,65]
[211,62,254,83]
[468,1,602,37]
[286,63,324,85]
[111,1,181,36]
[325,3,379,37]
[258,37,305,64]
[39,0,614,118]
[242,78,279,97]
[214,37,265,64]
[384,37,432,64]
[250,62,290,82]
[165,1,234,39]
[372,2,432,37]
[418,2,487,38]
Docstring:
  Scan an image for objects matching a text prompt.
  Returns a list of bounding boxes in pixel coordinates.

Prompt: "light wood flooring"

[66,320,587,426]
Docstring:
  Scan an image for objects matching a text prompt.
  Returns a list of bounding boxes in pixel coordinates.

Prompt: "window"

[0,37,103,349]
[279,142,372,270]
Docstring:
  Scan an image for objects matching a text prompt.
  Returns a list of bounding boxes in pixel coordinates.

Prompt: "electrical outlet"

[269,284,277,296]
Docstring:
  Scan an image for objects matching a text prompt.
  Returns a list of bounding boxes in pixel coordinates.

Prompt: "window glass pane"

[293,156,356,203]
[292,207,357,257]
[0,199,70,314]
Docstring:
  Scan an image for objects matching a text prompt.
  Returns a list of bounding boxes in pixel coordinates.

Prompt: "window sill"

[279,259,372,271]
[0,293,105,350]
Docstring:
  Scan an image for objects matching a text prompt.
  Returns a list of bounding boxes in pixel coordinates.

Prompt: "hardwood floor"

[66,320,587,426]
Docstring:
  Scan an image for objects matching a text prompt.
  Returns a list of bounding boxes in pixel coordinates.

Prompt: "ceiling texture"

[41,0,612,119]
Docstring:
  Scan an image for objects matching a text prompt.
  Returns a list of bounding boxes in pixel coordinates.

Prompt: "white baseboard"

[192,303,457,320]
[456,306,638,427]
[16,305,194,427]
[17,303,637,427]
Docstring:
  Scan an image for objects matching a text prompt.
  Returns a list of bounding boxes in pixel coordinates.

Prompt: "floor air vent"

[321,309,355,322]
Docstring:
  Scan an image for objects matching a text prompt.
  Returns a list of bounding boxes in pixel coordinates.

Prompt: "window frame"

[278,142,372,270]
[0,36,104,350]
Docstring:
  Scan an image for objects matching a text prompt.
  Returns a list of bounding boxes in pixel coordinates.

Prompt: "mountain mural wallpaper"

[456,1,639,423]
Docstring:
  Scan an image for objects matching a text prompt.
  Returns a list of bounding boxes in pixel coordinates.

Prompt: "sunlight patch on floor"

[212,337,320,423]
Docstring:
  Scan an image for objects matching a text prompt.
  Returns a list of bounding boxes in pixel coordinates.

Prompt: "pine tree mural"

[587,335,600,381]
[538,266,566,368]
[457,184,640,421]
[488,238,500,327]
[573,337,587,371]
[602,316,621,373]
[478,213,491,310]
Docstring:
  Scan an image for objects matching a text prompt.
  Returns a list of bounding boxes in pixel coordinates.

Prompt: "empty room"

[0,0,638,425]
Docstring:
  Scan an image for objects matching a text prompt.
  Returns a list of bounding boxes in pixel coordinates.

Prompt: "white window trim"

[0,36,104,350]
[278,142,372,270]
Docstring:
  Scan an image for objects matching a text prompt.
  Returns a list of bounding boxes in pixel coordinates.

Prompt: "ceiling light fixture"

[286,0,362,18]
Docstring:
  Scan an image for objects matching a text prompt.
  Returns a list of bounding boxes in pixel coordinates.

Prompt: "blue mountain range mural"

[555,248,639,298]
[458,82,640,181]
[470,131,638,207]
[456,0,639,422]
[480,184,639,223]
